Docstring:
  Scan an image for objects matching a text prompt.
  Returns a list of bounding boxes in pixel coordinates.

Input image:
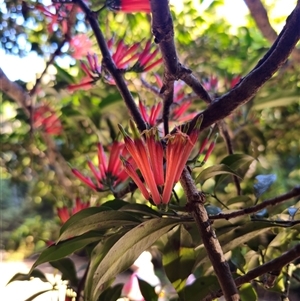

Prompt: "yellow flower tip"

[129,119,141,139]
[118,124,128,138]
[194,114,204,130]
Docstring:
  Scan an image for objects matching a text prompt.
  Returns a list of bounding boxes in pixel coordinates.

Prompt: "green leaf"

[59,210,140,242]
[59,206,112,236]
[98,284,124,301]
[215,154,256,189]
[181,276,220,301]
[49,258,79,287]
[7,269,48,284]
[91,218,180,301]
[254,174,277,198]
[195,164,241,184]
[24,289,54,301]
[195,221,275,267]
[120,203,161,217]
[160,225,196,293]
[85,233,126,301]
[231,247,246,274]
[138,278,158,301]
[239,283,257,301]
[31,231,103,271]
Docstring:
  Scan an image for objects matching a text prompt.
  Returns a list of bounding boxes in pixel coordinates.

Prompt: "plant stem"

[180,168,240,301]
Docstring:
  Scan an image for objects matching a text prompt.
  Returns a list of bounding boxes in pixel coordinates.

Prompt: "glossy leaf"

[215,154,256,189]
[49,258,79,287]
[91,218,181,301]
[160,225,196,293]
[181,276,220,301]
[195,164,241,184]
[59,210,140,242]
[24,289,54,301]
[138,278,158,301]
[31,231,104,271]
[85,233,126,301]
[98,284,124,301]
[239,283,257,301]
[7,269,48,284]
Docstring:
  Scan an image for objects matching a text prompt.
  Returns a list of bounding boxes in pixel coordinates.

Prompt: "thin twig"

[74,0,147,132]
[202,244,300,301]
[217,120,241,195]
[209,186,300,220]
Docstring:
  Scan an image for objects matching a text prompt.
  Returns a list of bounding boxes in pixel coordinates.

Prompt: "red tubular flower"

[139,100,162,127]
[106,0,151,13]
[69,34,93,60]
[33,103,63,135]
[120,118,202,205]
[57,198,90,224]
[154,74,196,122]
[72,142,129,191]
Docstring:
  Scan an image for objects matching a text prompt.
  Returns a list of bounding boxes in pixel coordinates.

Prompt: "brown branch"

[150,0,212,104]
[0,68,74,199]
[217,120,241,195]
[75,0,147,132]
[244,0,278,43]
[0,68,31,114]
[209,186,300,220]
[180,168,240,301]
[202,243,300,301]
[186,2,300,134]
[244,0,300,62]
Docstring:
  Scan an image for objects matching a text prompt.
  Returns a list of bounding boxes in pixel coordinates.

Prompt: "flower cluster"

[119,118,203,206]
[105,0,151,13]
[33,103,63,135]
[57,197,90,224]
[72,141,131,192]
[68,39,162,91]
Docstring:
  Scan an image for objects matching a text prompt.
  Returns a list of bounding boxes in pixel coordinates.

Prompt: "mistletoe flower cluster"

[105,0,151,13]
[68,39,162,91]
[119,117,203,206]
[33,103,63,135]
[72,141,131,192]
[57,197,90,224]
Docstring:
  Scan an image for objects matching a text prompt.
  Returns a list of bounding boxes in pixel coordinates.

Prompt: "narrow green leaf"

[181,276,220,301]
[24,289,54,301]
[138,278,158,301]
[7,269,48,284]
[59,210,140,242]
[239,283,257,301]
[60,206,112,236]
[120,203,161,217]
[215,154,256,189]
[49,258,79,287]
[92,218,180,301]
[31,231,103,271]
[195,164,241,184]
[98,284,124,301]
[85,233,127,301]
[160,225,196,293]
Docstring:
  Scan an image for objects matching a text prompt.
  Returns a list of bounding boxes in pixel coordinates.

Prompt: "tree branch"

[74,0,147,132]
[203,243,300,301]
[180,168,240,301]
[209,186,300,220]
[244,0,278,43]
[244,0,300,62]
[0,68,74,199]
[186,3,300,134]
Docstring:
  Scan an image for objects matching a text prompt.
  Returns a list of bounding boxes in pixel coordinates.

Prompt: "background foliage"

[1,0,300,300]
